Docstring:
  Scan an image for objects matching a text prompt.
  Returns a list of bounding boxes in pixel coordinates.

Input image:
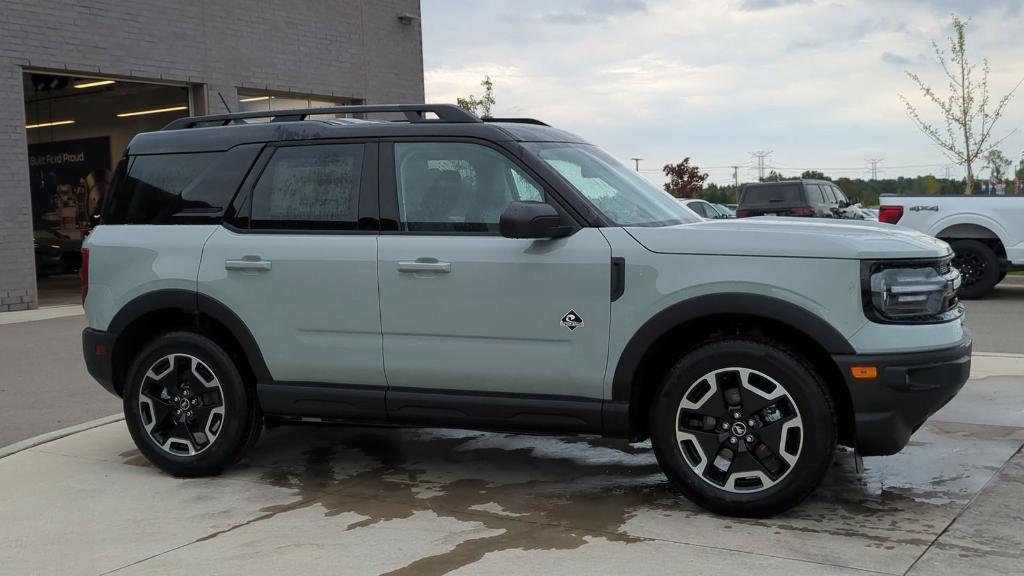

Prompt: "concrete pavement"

[1,355,1022,576]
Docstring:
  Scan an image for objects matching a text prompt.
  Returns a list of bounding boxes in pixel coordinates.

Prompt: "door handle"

[225,257,272,271]
[397,259,451,273]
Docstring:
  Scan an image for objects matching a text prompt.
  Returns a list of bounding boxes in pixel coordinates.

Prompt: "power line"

[749,148,770,180]
[867,158,883,180]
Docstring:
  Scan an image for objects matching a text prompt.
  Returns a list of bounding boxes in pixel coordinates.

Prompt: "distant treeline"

[699,171,1018,207]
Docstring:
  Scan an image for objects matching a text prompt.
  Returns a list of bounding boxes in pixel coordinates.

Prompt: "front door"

[377,140,612,427]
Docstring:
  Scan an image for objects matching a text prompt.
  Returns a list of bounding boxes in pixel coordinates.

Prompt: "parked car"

[714,203,736,218]
[33,228,82,275]
[737,180,850,218]
[81,104,970,517]
[678,198,731,220]
[878,195,1024,298]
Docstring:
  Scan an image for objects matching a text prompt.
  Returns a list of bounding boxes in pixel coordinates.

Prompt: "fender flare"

[107,289,272,383]
[609,292,855,402]
[929,214,1008,246]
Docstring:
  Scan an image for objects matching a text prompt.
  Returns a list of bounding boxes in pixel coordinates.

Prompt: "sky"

[420,0,1024,186]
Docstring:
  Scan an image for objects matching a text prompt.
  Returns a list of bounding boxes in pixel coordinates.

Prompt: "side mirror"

[500,201,572,239]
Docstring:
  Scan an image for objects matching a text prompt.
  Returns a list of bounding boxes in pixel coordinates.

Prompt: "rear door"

[198,141,386,418]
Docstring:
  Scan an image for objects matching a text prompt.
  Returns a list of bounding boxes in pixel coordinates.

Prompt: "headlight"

[862,258,963,323]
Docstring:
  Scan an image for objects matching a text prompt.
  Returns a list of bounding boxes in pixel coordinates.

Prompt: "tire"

[123,331,260,477]
[649,339,835,517]
[950,239,1000,300]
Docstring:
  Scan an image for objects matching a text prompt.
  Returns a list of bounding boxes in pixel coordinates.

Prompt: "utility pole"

[867,158,883,180]
[730,165,739,187]
[630,158,643,172]
[750,151,772,181]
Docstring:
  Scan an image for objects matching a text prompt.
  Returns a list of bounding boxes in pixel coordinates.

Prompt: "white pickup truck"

[878,195,1024,298]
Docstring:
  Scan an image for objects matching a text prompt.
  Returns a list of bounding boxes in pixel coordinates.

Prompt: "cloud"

[422,0,1024,183]
[881,51,913,65]
[738,0,812,11]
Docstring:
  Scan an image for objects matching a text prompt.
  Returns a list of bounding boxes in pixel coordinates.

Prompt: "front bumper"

[83,328,118,396]
[833,331,972,456]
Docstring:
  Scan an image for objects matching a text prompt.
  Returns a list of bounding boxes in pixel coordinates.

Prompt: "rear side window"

[103,145,260,224]
[250,144,364,230]
[105,153,217,224]
[815,184,831,202]
[740,184,803,205]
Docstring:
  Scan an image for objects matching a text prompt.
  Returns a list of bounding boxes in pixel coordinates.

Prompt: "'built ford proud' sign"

[28,137,110,228]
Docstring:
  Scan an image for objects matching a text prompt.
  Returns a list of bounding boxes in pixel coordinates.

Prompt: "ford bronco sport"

[81,104,971,517]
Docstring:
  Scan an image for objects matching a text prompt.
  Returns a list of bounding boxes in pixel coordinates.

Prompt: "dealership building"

[0,0,424,311]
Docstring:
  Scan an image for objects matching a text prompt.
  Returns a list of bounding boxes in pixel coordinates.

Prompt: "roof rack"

[162,104,480,130]
[483,117,550,126]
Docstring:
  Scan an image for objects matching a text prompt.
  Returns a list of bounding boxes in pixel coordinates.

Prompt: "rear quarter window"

[103,145,260,224]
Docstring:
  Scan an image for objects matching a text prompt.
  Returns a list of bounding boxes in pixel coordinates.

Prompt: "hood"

[626,217,951,260]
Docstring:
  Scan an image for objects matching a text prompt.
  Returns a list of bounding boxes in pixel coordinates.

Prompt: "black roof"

[742,179,832,188]
[127,104,587,155]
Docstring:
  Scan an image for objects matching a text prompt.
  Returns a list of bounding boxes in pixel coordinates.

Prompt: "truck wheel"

[950,240,999,300]
[649,339,835,517]
[123,331,260,477]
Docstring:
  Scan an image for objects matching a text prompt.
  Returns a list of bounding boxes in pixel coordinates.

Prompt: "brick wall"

[0,0,424,310]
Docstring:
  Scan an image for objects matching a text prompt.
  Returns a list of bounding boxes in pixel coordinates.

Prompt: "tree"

[662,158,708,198]
[982,149,1012,181]
[456,76,495,119]
[800,170,831,181]
[699,183,739,204]
[899,15,1023,194]
[762,170,792,182]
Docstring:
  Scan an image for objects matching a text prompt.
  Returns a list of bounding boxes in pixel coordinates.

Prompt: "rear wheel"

[650,339,835,517]
[950,239,1000,299]
[124,331,259,477]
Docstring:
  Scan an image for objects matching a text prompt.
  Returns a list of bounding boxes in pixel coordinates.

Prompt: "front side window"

[250,144,363,230]
[525,142,699,227]
[394,142,544,233]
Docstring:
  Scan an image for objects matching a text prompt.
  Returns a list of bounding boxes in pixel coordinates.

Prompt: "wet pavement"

[2,356,1022,575]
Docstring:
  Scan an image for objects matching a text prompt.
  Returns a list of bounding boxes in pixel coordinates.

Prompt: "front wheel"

[650,339,835,517]
[124,331,259,477]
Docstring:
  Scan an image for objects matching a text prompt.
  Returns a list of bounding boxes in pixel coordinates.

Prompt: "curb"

[974,351,1024,359]
[0,414,124,460]
[0,304,84,326]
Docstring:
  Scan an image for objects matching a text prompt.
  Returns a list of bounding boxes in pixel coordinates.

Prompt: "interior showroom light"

[239,95,272,102]
[74,80,116,89]
[116,106,188,118]
[25,120,76,129]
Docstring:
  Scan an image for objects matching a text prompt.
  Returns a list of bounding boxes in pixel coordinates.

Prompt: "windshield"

[524,143,700,227]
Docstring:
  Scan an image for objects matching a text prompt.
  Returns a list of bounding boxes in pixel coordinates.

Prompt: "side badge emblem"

[560,309,584,331]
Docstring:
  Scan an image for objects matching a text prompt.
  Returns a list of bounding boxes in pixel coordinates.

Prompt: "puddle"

[116,419,1023,575]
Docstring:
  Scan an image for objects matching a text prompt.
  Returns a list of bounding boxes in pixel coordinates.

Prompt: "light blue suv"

[81,104,971,516]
